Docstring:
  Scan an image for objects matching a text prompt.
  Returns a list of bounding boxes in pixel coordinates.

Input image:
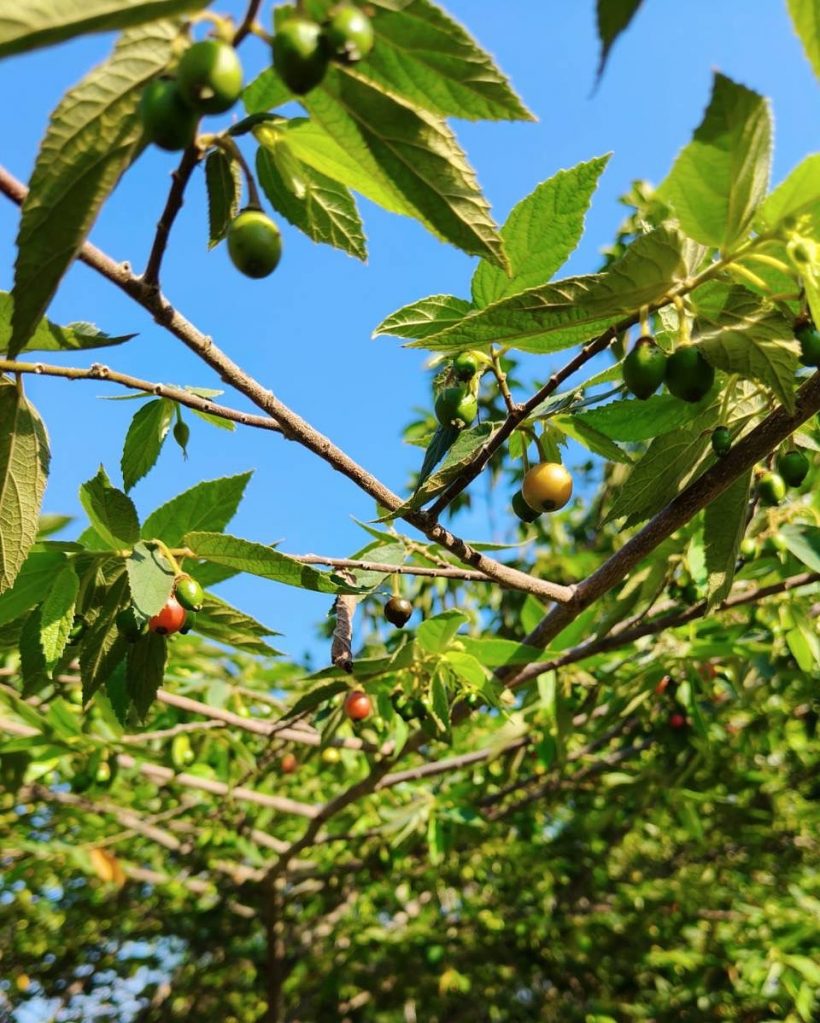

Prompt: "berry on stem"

[384,596,413,628]
[139,79,199,151]
[323,4,375,64]
[148,596,187,636]
[272,17,328,94]
[175,574,204,612]
[511,489,540,523]
[344,689,372,721]
[711,426,731,458]
[665,346,715,403]
[176,40,243,114]
[622,335,666,400]
[757,471,786,507]
[452,351,480,382]
[776,449,809,488]
[521,462,573,513]
[227,210,282,278]
[434,387,477,429]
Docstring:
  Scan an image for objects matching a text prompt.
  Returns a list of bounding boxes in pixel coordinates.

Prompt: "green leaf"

[121,398,174,493]
[607,405,718,527]
[596,0,645,79]
[411,225,688,354]
[126,632,167,720]
[19,607,49,696]
[373,294,474,341]
[459,637,548,668]
[0,550,65,627]
[353,0,533,122]
[0,293,136,354]
[553,415,631,464]
[416,610,467,654]
[205,150,242,250]
[9,20,179,355]
[141,472,252,546]
[193,595,281,656]
[657,73,771,249]
[302,66,507,268]
[39,564,79,668]
[79,572,129,702]
[0,0,205,57]
[574,394,704,443]
[694,286,800,412]
[284,680,349,720]
[241,67,292,115]
[256,139,366,260]
[413,422,498,505]
[443,650,487,687]
[757,154,820,232]
[0,383,51,594]
[472,155,611,307]
[429,670,451,740]
[780,524,820,572]
[414,423,462,493]
[79,466,140,549]
[344,541,406,589]
[184,533,364,595]
[704,471,751,607]
[787,0,820,80]
[105,660,130,726]
[126,540,175,618]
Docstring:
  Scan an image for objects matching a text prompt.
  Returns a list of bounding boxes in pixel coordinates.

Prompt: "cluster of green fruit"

[115,574,204,642]
[434,352,483,429]
[272,3,374,95]
[709,427,811,506]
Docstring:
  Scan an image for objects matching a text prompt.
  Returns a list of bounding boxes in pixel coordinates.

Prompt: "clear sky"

[0,0,817,666]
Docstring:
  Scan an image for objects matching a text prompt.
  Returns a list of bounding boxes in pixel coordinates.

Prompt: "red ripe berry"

[344,689,372,721]
[668,712,688,730]
[655,675,673,696]
[148,596,187,636]
[280,753,298,775]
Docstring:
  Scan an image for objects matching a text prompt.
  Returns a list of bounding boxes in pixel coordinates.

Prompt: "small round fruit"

[668,712,688,730]
[95,761,111,784]
[179,611,196,635]
[175,574,204,612]
[321,746,341,765]
[272,18,328,95]
[622,335,667,400]
[139,79,199,151]
[739,537,757,560]
[665,347,715,403]
[434,387,478,428]
[227,210,282,279]
[384,596,413,628]
[323,4,375,63]
[173,419,190,450]
[149,595,187,636]
[116,606,146,643]
[453,351,481,381]
[512,489,540,523]
[521,462,573,513]
[177,39,243,114]
[344,689,372,721]
[67,615,87,645]
[795,322,820,367]
[711,426,731,458]
[757,471,786,507]
[777,449,809,488]
[280,753,298,775]
[171,734,195,770]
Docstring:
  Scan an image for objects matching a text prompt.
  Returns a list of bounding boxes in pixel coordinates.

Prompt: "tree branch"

[143,147,200,287]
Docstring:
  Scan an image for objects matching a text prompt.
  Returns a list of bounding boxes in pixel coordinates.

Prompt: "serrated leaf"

[0,293,135,354]
[141,472,252,546]
[657,73,771,249]
[284,680,349,720]
[193,594,281,656]
[256,140,366,260]
[553,414,631,464]
[429,670,451,740]
[472,155,611,307]
[0,0,205,57]
[413,423,462,494]
[19,607,49,696]
[694,286,800,412]
[373,294,474,341]
[241,67,292,115]
[416,610,467,654]
[410,422,498,508]
[444,650,487,687]
[105,660,130,726]
[126,631,167,720]
[190,407,235,431]
[79,572,129,702]
[0,550,65,626]
[205,150,242,249]
[39,564,79,668]
[0,383,51,594]
[121,398,174,492]
[705,471,751,607]
[350,0,532,122]
[344,541,406,589]
[607,405,718,526]
[596,0,645,79]
[9,21,179,355]
[79,466,140,549]
[301,66,507,268]
[411,225,688,353]
[757,155,820,232]
[574,394,704,443]
[126,540,175,618]
[184,532,364,595]
[787,0,820,80]
[780,524,820,572]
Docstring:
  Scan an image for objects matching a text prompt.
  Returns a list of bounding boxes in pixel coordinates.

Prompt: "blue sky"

[0,0,818,664]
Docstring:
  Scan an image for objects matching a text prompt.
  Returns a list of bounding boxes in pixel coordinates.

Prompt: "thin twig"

[233,0,263,45]
[143,147,200,287]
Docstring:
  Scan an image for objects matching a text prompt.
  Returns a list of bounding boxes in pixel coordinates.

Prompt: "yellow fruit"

[521,462,573,513]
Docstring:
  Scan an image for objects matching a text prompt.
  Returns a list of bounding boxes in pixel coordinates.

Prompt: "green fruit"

[116,606,146,642]
[665,347,715,403]
[177,40,243,114]
[139,79,199,151]
[179,611,197,635]
[227,210,282,278]
[739,537,757,560]
[384,596,413,628]
[795,323,820,367]
[622,336,667,400]
[453,351,480,381]
[711,426,731,458]
[757,471,786,507]
[511,490,540,523]
[434,387,478,428]
[777,449,809,487]
[67,616,87,645]
[175,575,204,612]
[95,761,112,785]
[272,18,328,94]
[173,419,190,451]
[171,734,195,770]
[323,4,375,63]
